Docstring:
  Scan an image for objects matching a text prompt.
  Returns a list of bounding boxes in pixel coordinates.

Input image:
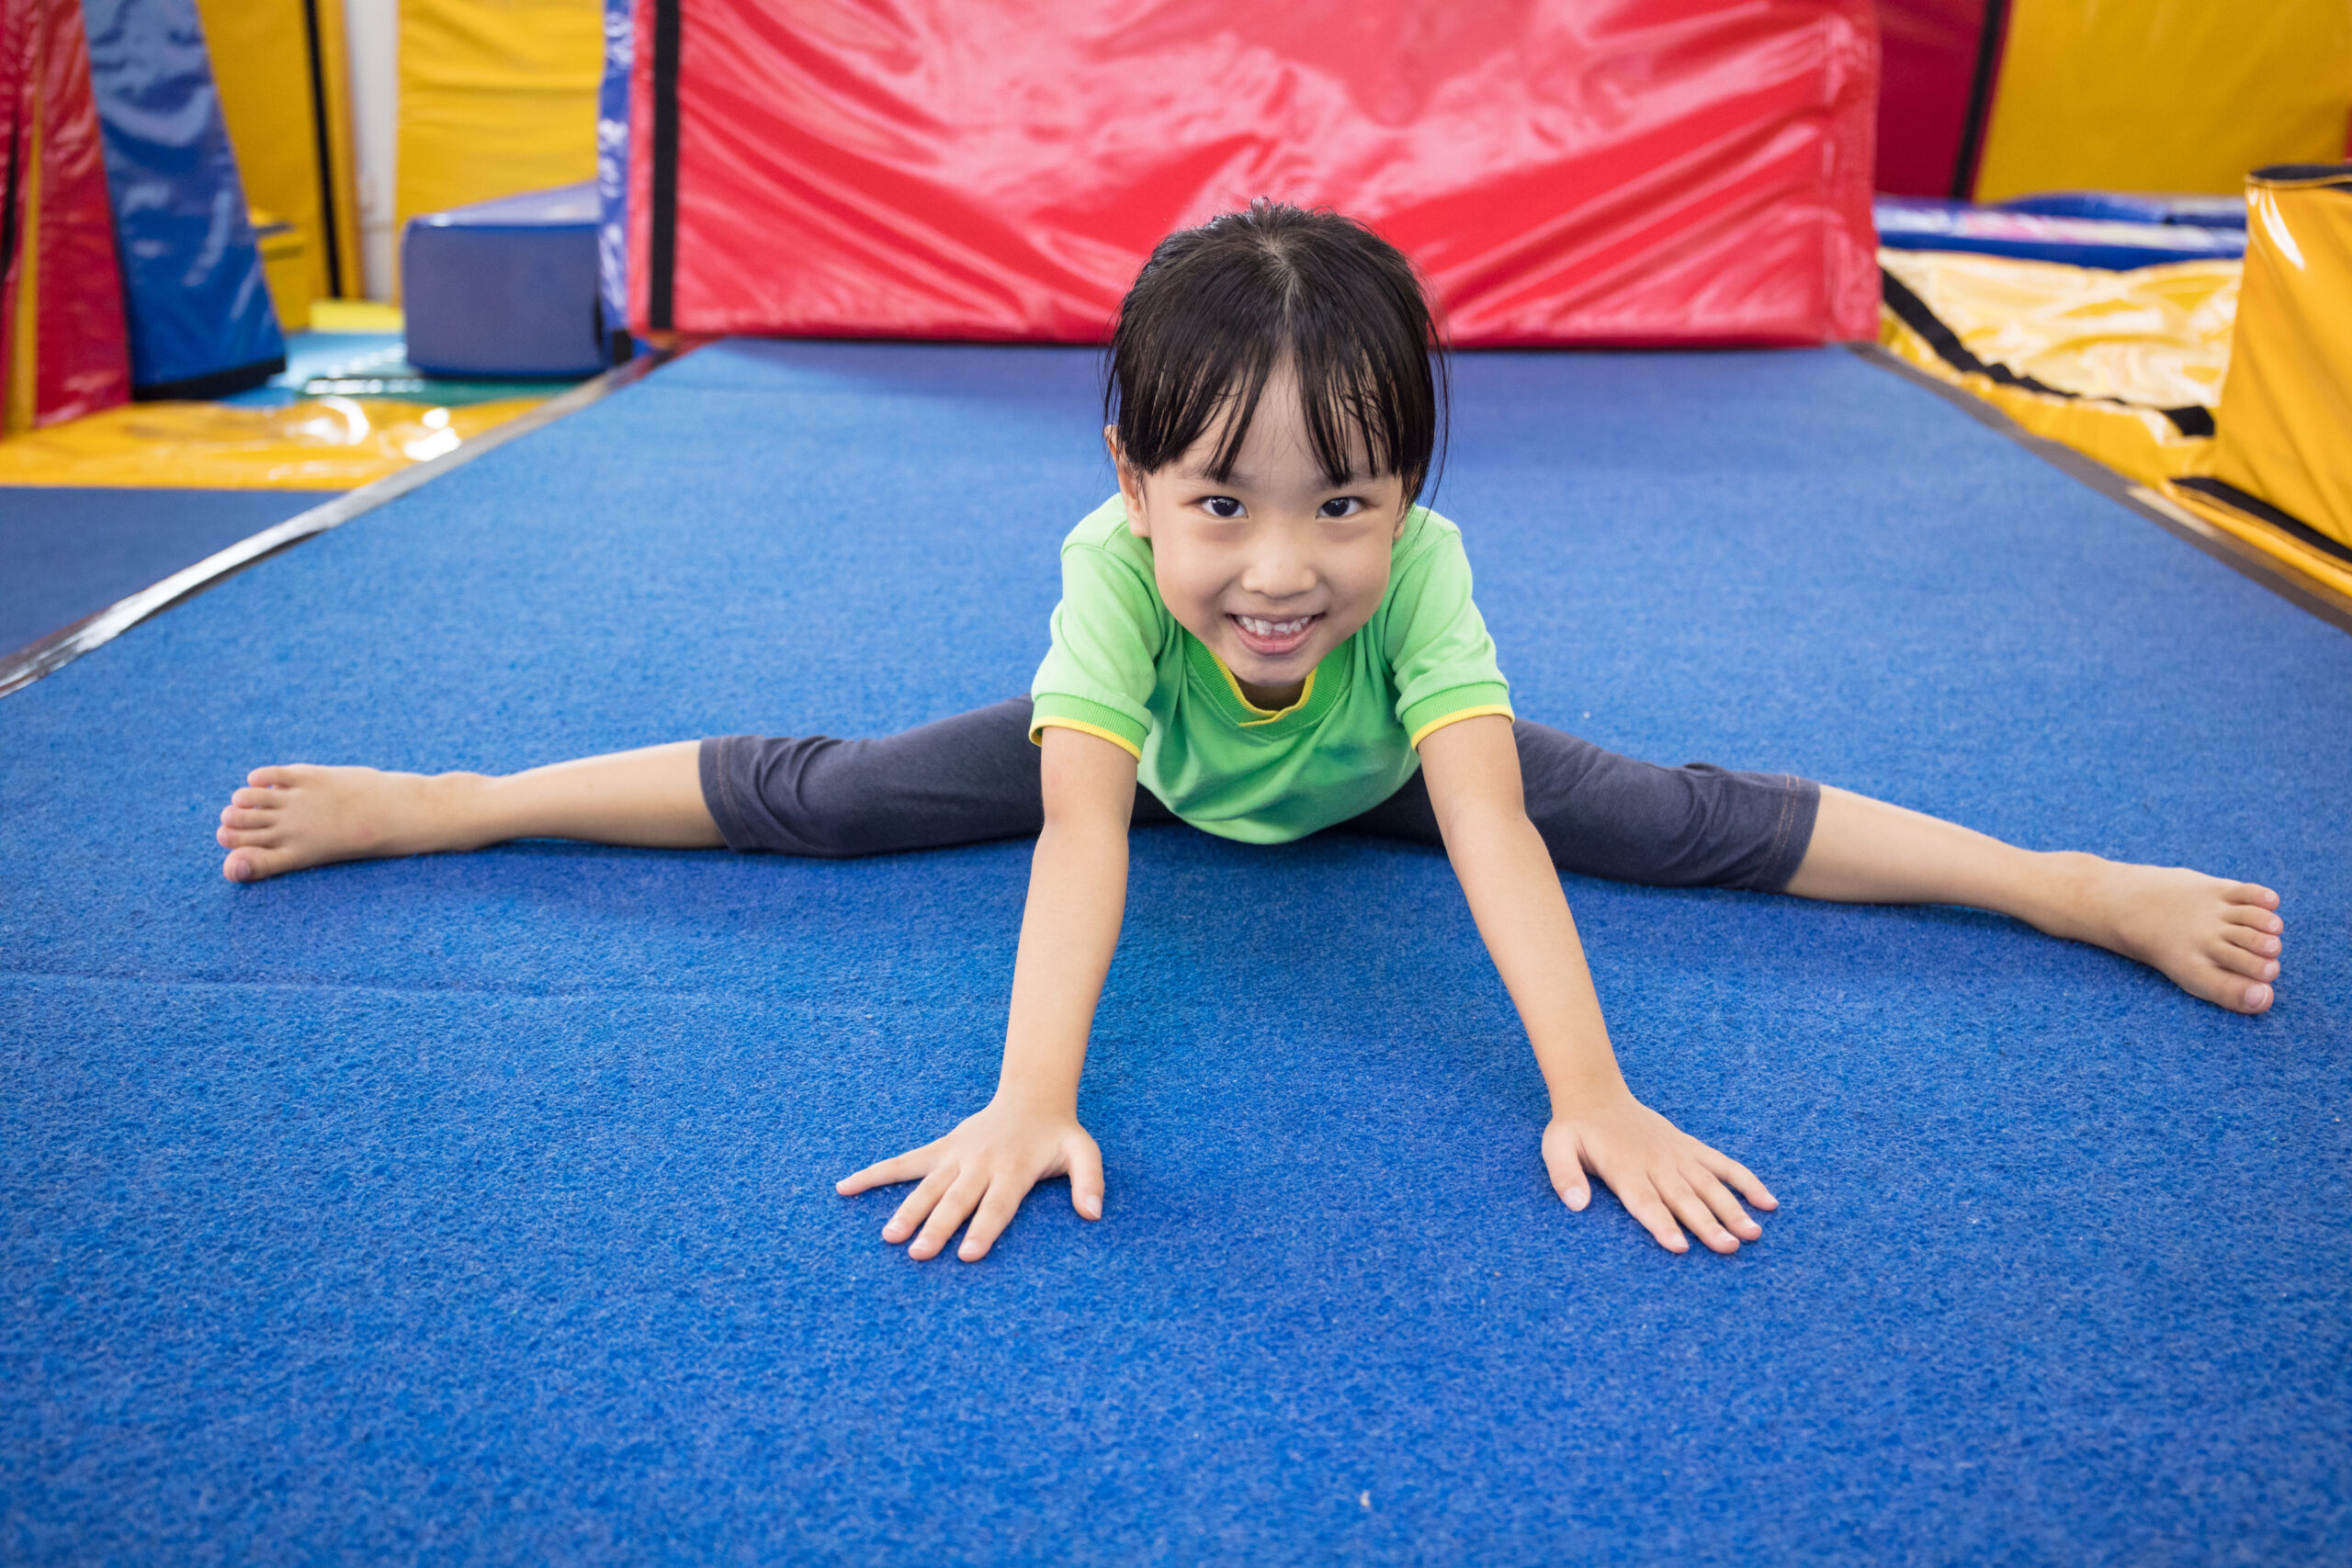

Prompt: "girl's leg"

[219,741,719,882]
[701,698,1176,856]
[1343,721,1814,891]
[1783,785,2282,1013]
[1344,723,2283,1014]
[219,697,1170,883]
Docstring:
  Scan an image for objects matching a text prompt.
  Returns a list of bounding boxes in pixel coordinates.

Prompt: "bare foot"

[2047,854,2284,1014]
[217,764,476,883]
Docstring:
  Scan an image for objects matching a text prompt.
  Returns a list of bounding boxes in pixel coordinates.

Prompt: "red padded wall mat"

[1874,0,2004,197]
[629,0,1880,347]
[0,0,130,425]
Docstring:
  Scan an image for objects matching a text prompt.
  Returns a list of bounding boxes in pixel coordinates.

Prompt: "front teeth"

[1237,615,1313,637]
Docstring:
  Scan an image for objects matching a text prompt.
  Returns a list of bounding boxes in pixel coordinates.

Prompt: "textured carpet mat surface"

[0,487,334,656]
[4,341,2347,1562]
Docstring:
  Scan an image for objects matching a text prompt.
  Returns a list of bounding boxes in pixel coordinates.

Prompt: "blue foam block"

[402,183,610,379]
[2000,191,2248,231]
[1875,197,2245,269]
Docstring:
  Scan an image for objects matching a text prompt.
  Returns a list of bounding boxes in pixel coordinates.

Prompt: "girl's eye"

[1319,497,1364,519]
[1202,496,1245,519]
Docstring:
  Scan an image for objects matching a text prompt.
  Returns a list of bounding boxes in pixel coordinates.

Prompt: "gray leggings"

[701,698,1819,892]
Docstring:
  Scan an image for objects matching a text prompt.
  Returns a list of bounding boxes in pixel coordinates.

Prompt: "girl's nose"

[1240,549,1317,599]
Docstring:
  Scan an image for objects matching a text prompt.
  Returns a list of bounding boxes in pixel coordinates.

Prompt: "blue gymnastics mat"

[4,341,2347,1562]
[0,487,336,656]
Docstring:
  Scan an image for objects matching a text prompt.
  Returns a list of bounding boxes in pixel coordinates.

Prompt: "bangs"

[1106,202,1445,503]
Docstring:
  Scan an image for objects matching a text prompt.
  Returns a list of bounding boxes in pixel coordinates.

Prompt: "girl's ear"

[1107,425,1150,537]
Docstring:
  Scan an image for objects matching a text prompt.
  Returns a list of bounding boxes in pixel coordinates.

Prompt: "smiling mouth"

[1227,612,1322,657]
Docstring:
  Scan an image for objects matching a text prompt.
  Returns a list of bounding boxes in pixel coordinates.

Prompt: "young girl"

[212,203,2285,1263]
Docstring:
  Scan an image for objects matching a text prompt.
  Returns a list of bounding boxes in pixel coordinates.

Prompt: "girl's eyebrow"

[1180,463,1379,489]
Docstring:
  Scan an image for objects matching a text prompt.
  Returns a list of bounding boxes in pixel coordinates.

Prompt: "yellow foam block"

[2210,168,2352,549]
[198,0,364,301]
[308,299,405,333]
[1974,0,2352,202]
[394,0,602,293]
[252,209,310,333]
[0,396,546,489]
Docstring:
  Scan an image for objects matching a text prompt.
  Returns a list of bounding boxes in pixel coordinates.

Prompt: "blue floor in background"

[0,487,335,656]
[4,341,2347,1562]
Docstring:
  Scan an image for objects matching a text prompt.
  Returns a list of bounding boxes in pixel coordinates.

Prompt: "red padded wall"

[0,0,130,426]
[31,0,130,423]
[630,0,1880,347]
[1874,0,1999,197]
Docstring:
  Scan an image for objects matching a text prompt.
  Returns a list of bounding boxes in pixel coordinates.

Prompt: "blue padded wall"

[81,0,285,399]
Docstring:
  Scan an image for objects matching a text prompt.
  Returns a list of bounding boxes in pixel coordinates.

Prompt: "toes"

[2221,904,2284,937]
[2210,942,2279,984]
[220,805,277,829]
[221,847,286,883]
[246,765,305,788]
[2222,882,2280,911]
[2183,961,2275,1015]
[2220,924,2282,960]
[231,785,287,808]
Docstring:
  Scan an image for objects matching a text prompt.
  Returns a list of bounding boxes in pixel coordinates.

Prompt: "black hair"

[1105,200,1447,508]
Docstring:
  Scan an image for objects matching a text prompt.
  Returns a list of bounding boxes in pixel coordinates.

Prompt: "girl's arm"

[1415,716,1777,1254]
[835,724,1136,1261]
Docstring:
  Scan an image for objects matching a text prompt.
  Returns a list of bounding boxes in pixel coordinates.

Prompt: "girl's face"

[1112,366,1410,709]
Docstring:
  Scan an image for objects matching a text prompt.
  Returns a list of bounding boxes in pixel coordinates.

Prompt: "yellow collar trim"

[1210,650,1315,727]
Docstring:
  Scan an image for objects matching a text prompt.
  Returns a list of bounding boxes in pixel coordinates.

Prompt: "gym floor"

[4,341,2346,1562]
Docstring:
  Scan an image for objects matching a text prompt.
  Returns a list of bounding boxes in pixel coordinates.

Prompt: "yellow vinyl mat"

[1876,248,2237,491]
[0,395,547,490]
[2157,480,2352,604]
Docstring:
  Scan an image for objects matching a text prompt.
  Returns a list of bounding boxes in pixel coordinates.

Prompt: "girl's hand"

[1543,1093,1777,1254]
[836,1099,1104,1262]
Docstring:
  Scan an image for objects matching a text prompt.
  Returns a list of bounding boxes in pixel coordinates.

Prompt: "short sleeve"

[1028,539,1164,758]
[1381,516,1513,748]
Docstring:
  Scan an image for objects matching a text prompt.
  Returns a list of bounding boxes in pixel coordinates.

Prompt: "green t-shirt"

[1028,496,1513,843]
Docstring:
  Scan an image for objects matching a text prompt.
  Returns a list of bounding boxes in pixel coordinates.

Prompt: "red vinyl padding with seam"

[628,0,1881,346]
[1,0,130,425]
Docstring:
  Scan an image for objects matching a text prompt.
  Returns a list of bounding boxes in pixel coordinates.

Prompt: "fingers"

[1683,1167,1763,1247]
[1696,1147,1777,1211]
[835,1146,933,1197]
[910,1169,989,1260]
[1065,1135,1105,1221]
[1657,1173,1742,1254]
[841,1116,1090,1262]
[958,1178,1029,1261]
[880,1164,954,1244]
[1615,1179,1691,1254]
[1550,1134,1593,1212]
